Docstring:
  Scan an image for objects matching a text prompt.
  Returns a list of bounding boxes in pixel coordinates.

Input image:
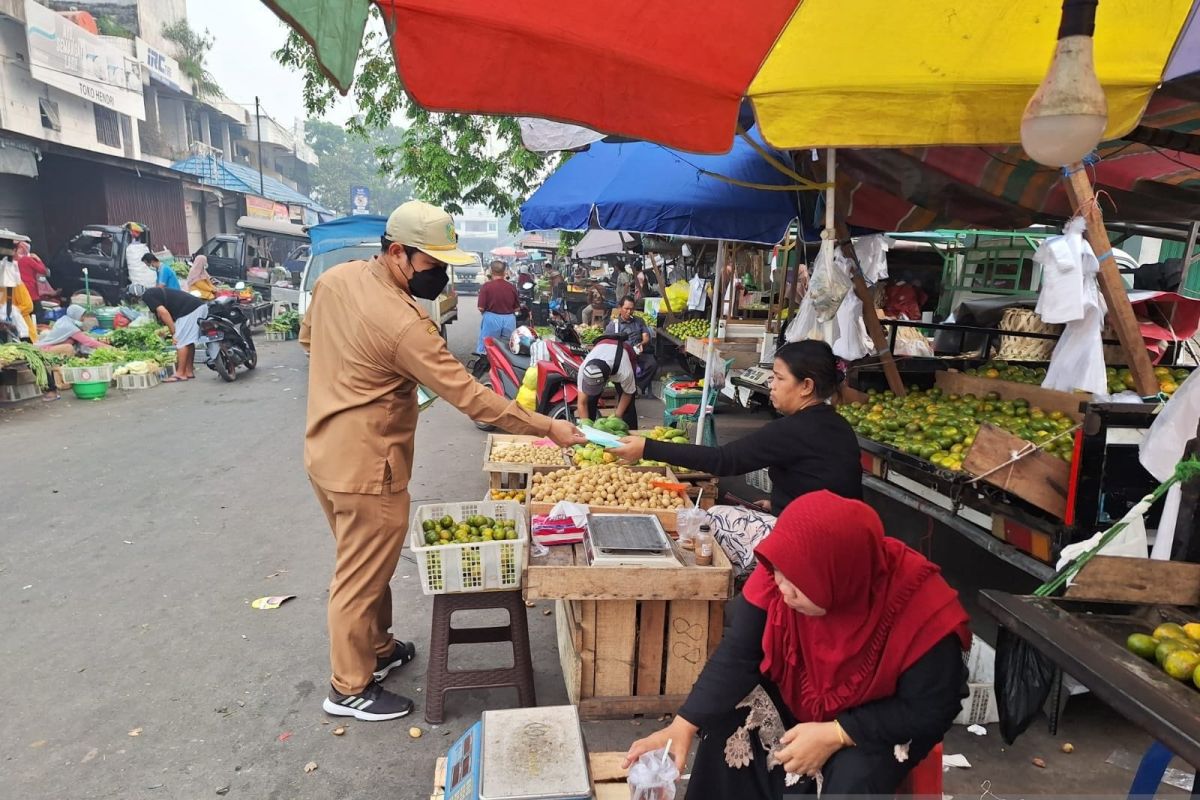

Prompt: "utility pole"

[255,96,265,196]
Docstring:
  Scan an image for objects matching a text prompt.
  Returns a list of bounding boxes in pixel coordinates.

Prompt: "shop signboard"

[246,196,290,222]
[350,185,370,215]
[24,0,144,120]
[135,38,189,95]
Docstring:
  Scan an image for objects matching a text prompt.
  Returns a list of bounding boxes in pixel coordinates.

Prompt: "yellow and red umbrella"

[263,0,1197,154]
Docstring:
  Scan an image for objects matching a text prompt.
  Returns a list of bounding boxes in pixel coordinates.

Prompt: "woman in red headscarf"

[625,491,970,797]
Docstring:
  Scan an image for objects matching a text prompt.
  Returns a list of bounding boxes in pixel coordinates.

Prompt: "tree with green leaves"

[274,9,552,227]
[161,20,222,100]
[305,120,413,216]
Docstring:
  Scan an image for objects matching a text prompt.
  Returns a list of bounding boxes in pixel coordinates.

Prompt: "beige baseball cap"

[384,200,476,266]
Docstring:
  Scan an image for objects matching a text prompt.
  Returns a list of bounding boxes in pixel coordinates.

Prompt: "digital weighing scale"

[443,705,591,800]
[737,365,773,389]
[583,514,680,568]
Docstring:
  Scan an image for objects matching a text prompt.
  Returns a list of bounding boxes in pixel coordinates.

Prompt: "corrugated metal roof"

[171,154,331,213]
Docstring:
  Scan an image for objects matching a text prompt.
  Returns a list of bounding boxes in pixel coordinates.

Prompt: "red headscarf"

[743,490,970,723]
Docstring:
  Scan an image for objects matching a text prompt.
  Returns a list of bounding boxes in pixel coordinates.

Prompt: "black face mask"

[408,265,449,300]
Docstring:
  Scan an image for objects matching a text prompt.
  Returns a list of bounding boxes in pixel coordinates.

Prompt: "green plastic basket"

[71,380,109,400]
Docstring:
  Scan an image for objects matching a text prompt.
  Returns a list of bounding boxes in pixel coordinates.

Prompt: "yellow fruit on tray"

[1183,622,1200,641]
[1154,622,1190,642]
[1163,649,1200,681]
[1194,663,1200,691]
[1156,639,1188,666]
[1126,633,1159,660]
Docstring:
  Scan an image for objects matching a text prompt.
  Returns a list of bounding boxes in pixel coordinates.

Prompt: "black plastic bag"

[994,627,1057,744]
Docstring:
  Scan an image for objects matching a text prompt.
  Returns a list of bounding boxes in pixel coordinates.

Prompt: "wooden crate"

[482,433,569,475]
[528,540,733,720]
[935,370,1087,422]
[685,336,761,369]
[528,465,692,532]
[963,422,1072,518]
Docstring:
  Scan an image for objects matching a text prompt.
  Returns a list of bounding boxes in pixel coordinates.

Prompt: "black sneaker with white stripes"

[373,640,417,682]
[322,682,414,721]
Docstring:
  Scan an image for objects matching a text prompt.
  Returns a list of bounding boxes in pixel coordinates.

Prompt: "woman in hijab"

[36,305,108,354]
[624,491,970,798]
[185,255,216,300]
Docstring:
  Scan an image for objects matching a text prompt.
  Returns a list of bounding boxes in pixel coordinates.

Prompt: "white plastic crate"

[409,500,528,595]
[60,364,113,384]
[116,372,161,390]
[953,682,999,725]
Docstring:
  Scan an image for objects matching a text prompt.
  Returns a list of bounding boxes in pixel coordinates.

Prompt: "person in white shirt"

[576,337,640,429]
[124,222,156,290]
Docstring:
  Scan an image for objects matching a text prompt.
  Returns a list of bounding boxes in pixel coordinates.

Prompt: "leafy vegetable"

[267,310,302,334]
[0,343,50,389]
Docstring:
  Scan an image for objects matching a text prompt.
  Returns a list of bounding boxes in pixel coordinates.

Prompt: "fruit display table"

[981,557,1200,788]
[525,540,733,720]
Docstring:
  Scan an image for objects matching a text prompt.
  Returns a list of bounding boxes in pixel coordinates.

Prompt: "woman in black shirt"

[612,340,862,575]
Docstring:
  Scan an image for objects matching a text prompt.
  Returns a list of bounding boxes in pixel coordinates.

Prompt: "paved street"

[0,298,1181,799]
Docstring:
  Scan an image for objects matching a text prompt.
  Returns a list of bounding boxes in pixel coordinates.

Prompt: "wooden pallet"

[527,541,733,720]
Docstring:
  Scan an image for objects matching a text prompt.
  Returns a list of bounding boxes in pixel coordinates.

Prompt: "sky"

[185,0,355,128]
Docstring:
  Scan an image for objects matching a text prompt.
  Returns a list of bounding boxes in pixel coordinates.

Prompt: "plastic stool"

[424,590,536,724]
[895,742,942,798]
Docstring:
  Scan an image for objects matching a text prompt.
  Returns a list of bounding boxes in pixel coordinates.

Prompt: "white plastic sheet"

[1040,217,1108,396]
[1140,369,1200,559]
[854,234,894,284]
[832,290,872,361]
[517,118,604,153]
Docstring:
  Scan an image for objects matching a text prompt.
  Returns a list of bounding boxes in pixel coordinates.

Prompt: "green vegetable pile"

[267,310,302,334]
[534,326,554,339]
[65,325,175,368]
[577,324,604,345]
[170,260,189,279]
[0,343,50,389]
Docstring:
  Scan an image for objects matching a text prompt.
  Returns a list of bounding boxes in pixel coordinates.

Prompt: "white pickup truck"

[298,239,459,335]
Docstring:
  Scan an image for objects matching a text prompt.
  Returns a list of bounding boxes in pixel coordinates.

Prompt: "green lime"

[1126,633,1158,660]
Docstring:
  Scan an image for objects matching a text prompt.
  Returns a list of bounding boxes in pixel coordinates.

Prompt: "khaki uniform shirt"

[301,257,552,494]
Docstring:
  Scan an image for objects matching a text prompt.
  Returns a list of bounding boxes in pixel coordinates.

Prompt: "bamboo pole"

[1062,166,1158,397]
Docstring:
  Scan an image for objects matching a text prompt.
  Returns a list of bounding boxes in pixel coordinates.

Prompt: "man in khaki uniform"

[301,200,583,721]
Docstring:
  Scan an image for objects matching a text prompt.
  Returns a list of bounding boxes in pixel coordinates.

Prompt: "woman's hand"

[754,499,772,511]
[773,722,843,777]
[623,716,697,773]
[611,436,647,464]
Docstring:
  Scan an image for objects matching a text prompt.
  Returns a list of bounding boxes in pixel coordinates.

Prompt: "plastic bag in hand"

[627,748,680,800]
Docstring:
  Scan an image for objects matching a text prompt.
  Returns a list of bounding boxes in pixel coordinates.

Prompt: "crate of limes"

[409,501,528,595]
[1125,621,1200,689]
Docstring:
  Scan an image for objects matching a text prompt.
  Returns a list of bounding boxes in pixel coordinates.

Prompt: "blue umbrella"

[520,130,800,244]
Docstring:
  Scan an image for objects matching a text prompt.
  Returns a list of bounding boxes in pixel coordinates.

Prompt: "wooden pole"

[1062,166,1158,397]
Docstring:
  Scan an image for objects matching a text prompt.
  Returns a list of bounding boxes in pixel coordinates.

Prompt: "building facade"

[0,0,323,260]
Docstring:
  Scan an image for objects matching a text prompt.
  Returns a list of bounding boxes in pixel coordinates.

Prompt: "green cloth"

[261,0,370,92]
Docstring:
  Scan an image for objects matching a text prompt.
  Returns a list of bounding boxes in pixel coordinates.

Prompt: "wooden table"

[525,541,734,719]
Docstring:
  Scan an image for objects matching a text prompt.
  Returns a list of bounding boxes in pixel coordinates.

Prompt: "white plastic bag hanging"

[1041,218,1108,396]
[854,234,894,284]
[1034,217,1091,324]
[687,275,707,311]
[832,290,873,361]
[1140,369,1200,559]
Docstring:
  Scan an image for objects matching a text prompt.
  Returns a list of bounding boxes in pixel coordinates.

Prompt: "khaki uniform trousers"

[311,480,411,695]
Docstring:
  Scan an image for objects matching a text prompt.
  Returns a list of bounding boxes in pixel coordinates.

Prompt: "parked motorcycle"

[198,296,257,382]
[473,332,581,430]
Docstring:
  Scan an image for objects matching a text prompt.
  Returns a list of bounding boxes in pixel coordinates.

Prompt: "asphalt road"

[0,298,1177,799]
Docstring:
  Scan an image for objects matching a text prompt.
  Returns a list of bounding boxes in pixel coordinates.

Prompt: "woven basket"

[995,308,1062,361]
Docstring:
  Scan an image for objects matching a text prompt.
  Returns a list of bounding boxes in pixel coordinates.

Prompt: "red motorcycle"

[473,332,582,431]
